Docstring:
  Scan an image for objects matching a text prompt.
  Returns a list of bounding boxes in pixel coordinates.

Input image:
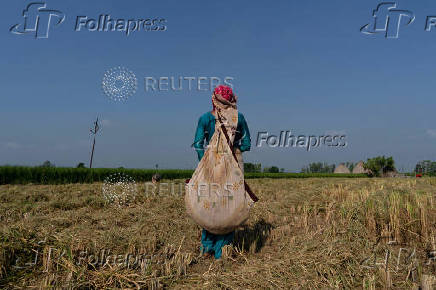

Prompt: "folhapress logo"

[10,3,167,39]
[361,2,415,38]
[10,2,65,39]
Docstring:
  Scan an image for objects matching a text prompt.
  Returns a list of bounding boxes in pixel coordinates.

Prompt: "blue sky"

[1,0,435,171]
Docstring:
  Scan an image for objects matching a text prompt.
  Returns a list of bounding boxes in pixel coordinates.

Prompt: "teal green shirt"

[193,111,251,161]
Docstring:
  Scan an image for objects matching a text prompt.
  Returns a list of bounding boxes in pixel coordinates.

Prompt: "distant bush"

[364,156,396,177]
[263,166,280,173]
[244,162,261,173]
[245,172,367,179]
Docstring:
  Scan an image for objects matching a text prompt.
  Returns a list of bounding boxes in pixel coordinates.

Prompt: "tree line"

[415,160,436,175]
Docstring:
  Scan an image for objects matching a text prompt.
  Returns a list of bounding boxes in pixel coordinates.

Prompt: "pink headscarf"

[214,85,233,101]
[212,85,235,110]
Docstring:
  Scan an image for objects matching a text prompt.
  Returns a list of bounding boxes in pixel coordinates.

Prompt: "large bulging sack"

[185,96,256,234]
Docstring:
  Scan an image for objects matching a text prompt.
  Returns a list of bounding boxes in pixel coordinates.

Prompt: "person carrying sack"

[186,85,258,259]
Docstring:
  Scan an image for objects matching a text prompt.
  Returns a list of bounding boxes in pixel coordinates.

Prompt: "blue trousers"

[201,229,234,259]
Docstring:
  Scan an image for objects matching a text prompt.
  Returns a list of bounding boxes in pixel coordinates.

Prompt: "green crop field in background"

[0,166,370,185]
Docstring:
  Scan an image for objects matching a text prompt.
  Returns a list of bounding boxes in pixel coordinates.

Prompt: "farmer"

[192,85,251,258]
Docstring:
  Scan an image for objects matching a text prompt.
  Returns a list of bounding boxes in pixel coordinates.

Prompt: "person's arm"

[193,115,206,161]
[238,114,251,152]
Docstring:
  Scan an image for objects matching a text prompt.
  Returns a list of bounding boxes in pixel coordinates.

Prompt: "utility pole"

[89,117,101,168]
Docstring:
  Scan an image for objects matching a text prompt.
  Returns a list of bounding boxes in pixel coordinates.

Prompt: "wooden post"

[89,117,100,168]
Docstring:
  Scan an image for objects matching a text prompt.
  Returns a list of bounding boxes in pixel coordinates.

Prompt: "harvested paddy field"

[1,178,435,289]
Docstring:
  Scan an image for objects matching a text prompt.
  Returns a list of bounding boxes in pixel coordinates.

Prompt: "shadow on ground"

[233,219,273,253]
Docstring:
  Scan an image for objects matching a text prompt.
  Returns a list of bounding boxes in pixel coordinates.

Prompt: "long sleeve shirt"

[193,111,251,161]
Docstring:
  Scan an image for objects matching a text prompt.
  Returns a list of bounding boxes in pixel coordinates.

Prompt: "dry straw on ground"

[0,178,435,289]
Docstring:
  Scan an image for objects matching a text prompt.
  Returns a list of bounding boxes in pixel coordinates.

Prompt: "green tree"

[244,163,261,173]
[301,162,335,173]
[41,160,55,168]
[364,156,395,177]
[76,162,86,168]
